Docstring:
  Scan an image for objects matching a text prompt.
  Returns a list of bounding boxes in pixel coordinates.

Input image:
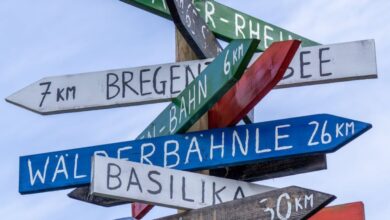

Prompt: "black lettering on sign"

[300,51,312,79]
[153,67,167,95]
[212,182,226,205]
[122,71,139,97]
[56,88,64,102]
[147,170,162,195]
[66,86,76,100]
[170,174,174,199]
[106,73,120,100]
[140,69,152,96]
[181,177,194,202]
[127,167,143,193]
[107,163,122,190]
[39,81,51,107]
[283,67,294,80]
[319,47,332,77]
[201,180,205,203]
[170,65,181,95]
[233,186,245,200]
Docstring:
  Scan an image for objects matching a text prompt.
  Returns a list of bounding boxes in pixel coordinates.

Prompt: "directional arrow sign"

[166,0,222,59]
[19,114,371,194]
[310,202,365,220]
[136,38,258,139]
[120,0,319,51]
[90,156,275,210]
[156,186,335,220]
[6,40,377,115]
[5,59,211,115]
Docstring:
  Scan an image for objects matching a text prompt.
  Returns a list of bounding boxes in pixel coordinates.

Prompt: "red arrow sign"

[208,40,300,128]
[310,202,365,220]
[131,40,300,219]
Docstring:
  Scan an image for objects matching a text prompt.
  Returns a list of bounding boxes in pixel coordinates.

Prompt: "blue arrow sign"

[19,114,371,194]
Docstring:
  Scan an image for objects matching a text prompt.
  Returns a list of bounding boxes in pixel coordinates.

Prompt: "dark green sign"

[138,39,258,139]
[121,0,319,51]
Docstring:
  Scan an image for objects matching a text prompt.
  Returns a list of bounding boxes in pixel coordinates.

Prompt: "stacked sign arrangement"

[7,0,378,219]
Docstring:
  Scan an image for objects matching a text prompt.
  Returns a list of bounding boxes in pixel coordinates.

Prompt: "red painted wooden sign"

[310,202,365,220]
[131,40,301,219]
[208,40,300,128]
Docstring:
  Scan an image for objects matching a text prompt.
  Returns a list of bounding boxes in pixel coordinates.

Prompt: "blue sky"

[1,0,389,219]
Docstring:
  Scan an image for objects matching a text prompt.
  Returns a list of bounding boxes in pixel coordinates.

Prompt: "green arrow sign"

[138,39,258,139]
[121,0,319,51]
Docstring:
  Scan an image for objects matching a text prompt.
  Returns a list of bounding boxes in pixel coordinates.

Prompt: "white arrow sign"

[90,156,275,210]
[6,40,376,115]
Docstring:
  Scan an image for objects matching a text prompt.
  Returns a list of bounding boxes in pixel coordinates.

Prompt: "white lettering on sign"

[308,121,356,146]
[168,74,208,135]
[275,124,293,151]
[164,140,180,168]
[205,1,216,29]
[91,156,274,210]
[28,158,49,185]
[259,193,315,220]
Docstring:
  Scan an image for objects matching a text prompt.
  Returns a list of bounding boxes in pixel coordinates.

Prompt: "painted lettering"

[164,140,180,168]
[147,170,162,195]
[275,124,292,151]
[185,137,203,164]
[319,47,332,77]
[28,157,49,186]
[107,163,121,190]
[127,167,143,192]
[141,143,156,165]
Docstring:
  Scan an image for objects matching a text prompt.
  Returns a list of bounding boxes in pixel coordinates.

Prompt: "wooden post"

[175,28,209,214]
[175,27,208,141]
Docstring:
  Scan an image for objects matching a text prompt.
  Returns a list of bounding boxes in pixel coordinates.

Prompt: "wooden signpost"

[90,156,275,210]
[11,0,378,218]
[120,0,319,51]
[6,40,377,115]
[19,114,371,194]
[310,202,365,220]
[156,186,336,220]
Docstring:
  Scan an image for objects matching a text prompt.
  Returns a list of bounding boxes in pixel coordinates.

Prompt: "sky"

[0,0,389,219]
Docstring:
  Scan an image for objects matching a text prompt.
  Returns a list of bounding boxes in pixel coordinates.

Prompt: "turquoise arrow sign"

[137,38,258,139]
[120,0,319,51]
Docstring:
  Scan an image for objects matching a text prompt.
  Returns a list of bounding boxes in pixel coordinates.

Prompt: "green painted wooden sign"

[121,0,319,51]
[138,39,258,139]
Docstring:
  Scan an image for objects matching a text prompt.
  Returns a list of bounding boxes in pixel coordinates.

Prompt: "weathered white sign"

[273,39,377,88]
[6,40,376,115]
[90,156,275,210]
[6,59,211,114]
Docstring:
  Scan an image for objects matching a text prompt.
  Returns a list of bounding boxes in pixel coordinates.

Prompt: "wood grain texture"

[210,155,327,182]
[156,186,336,220]
[168,0,221,59]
